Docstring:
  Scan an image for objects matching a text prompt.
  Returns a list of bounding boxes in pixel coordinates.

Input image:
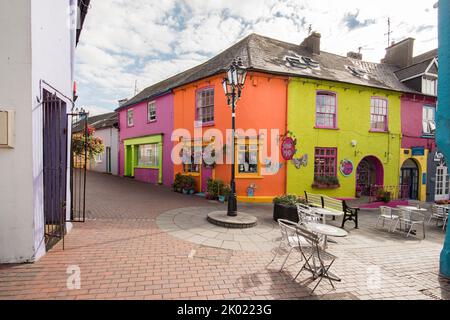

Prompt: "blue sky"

[75,0,438,115]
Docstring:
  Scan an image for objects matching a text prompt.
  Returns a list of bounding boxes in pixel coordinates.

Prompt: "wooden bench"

[304,192,324,208]
[305,192,359,229]
[322,195,359,229]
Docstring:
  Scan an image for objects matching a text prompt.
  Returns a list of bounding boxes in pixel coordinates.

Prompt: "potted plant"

[182,175,195,195]
[206,178,223,200]
[218,184,231,203]
[312,176,340,189]
[273,194,306,223]
[247,183,257,197]
[172,173,184,193]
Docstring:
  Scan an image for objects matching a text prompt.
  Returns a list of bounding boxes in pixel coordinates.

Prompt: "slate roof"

[395,49,438,81]
[117,33,417,111]
[413,49,438,64]
[72,112,118,133]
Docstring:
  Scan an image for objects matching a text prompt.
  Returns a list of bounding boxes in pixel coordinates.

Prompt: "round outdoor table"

[302,222,348,282]
[304,222,348,238]
[396,206,428,212]
[311,208,344,224]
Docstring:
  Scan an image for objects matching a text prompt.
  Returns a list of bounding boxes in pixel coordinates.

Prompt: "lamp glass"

[222,78,228,95]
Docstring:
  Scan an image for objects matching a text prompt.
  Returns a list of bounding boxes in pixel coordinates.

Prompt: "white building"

[0,0,90,263]
[75,112,119,175]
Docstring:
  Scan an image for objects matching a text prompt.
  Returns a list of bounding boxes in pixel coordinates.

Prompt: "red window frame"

[314,147,337,177]
[370,97,388,132]
[316,92,337,129]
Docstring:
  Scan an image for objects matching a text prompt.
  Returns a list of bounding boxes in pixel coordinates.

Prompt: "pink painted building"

[391,41,446,202]
[401,94,437,151]
[116,93,174,186]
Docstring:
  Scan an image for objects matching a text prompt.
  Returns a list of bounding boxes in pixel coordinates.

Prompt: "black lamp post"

[222,58,247,217]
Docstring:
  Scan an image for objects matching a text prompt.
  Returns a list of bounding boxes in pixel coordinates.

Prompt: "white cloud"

[75,0,438,111]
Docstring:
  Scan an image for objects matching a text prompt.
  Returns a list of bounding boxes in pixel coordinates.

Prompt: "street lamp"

[222,58,247,217]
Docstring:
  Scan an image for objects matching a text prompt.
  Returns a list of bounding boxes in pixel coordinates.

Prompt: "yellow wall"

[399,148,428,201]
[287,78,402,199]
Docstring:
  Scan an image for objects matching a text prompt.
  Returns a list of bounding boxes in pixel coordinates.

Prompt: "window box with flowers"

[312,176,341,189]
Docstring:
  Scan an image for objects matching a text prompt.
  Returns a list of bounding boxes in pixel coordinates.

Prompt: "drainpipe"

[437,0,450,278]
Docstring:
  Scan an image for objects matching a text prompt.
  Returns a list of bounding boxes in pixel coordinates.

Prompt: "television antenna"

[384,18,394,47]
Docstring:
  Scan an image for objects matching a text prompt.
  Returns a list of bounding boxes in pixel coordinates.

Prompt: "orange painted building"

[173,72,288,202]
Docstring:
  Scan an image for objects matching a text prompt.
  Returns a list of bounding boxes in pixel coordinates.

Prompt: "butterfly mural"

[292,154,308,169]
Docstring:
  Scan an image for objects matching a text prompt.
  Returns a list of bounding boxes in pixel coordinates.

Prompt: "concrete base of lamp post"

[207,211,258,229]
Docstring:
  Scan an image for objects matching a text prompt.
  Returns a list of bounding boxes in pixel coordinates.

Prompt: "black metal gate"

[43,90,68,250]
[68,109,89,222]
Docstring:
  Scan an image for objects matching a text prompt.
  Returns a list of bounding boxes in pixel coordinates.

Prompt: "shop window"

[138,144,159,167]
[237,140,259,175]
[314,147,337,177]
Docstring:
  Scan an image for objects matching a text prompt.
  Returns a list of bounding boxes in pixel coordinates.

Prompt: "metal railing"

[368,184,410,203]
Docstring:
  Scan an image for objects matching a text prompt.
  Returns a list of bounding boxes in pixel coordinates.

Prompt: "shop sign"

[281,137,296,161]
[411,147,425,156]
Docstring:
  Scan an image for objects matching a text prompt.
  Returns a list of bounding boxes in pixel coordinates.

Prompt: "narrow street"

[0,172,448,300]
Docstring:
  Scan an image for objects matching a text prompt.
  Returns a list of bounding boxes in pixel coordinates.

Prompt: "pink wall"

[118,93,174,186]
[134,168,159,184]
[401,94,437,151]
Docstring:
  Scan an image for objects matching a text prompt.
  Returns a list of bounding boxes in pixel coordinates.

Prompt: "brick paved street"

[0,172,449,300]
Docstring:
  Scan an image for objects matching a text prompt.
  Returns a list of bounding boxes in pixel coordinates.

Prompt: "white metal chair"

[293,225,338,293]
[296,203,321,224]
[428,205,447,227]
[376,206,399,232]
[397,209,426,239]
[268,219,311,271]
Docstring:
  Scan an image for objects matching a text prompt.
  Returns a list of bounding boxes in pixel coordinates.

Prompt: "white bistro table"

[312,208,344,224]
[303,222,348,281]
[396,205,428,212]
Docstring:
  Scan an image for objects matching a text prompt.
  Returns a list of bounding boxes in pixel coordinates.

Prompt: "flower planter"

[273,203,299,223]
[182,189,189,195]
[218,195,225,203]
[311,183,340,190]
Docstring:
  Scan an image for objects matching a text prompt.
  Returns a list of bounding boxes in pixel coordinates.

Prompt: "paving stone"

[0,172,446,301]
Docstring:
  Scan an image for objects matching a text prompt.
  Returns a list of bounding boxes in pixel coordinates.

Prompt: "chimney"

[118,98,128,107]
[381,38,415,68]
[300,32,321,55]
[347,51,363,60]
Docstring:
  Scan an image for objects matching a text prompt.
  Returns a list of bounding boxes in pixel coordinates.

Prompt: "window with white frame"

[316,92,337,128]
[127,109,134,127]
[422,77,438,96]
[370,98,388,131]
[422,105,436,135]
[138,144,159,167]
[196,88,214,123]
[148,101,156,122]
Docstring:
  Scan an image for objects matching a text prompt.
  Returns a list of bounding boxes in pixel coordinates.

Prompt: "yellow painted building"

[287,78,402,199]
[399,148,428,202]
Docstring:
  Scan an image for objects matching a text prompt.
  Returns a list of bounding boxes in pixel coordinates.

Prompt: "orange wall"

[173,72,288,199]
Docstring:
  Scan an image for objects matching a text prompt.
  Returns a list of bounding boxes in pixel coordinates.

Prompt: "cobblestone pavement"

[0,172,449,300]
